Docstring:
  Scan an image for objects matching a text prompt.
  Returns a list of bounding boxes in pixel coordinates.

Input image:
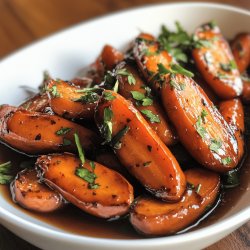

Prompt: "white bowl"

[0,2,249,250]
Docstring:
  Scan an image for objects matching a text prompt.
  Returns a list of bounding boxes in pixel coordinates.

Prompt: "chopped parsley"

[56,127,72,136]
[221,157,232,165]
[110,125,130,149]
[113,80,119,93]
[103,107,113,143]
[158,63,194,78]
[116,69,136,85]
[130,91,153,106]
[103,92,116,101]
[195,116,207,139]
[196,183,202,194]
[74,133,85,165]
[141,109,160,123]
[0,161,13,185]
[201,109,208,121]
[73,91,99,103]
[220,60,237,72]
[62,138,71,146]
[49,85,61,98]
[209,139,222,153]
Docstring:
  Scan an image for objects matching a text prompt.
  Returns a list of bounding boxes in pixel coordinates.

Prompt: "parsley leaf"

[130,91,145,101]
[220,60,237,72]
[116,69,136,85]
[196,184,202,194]
[103,107,113,143]
[110,125,130,149]
[62,138,71,146]
[103,92,116,101]
[0,161,13,185]
[222,157,232,165]
[141,110,160,123]
[75,168,100,189]
[73,91,99,103]
[195,116,207,139]
[130,91,153,106]
[74,133,85,165]
[56,127,72,136]
[157,63,194,78]
[209,139,222,153]
[49,85,61,98]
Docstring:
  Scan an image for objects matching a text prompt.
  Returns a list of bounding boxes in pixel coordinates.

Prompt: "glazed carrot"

[117,62,177,145]
[133,33,173,92]
[161,74,238,172]
[130,168,220,236]
[11,169,64,212]
[231,33,250,73]
[95,90,186,201]
[84,45,124,85]
[36,153,134,218]
[0,105,99,155]
[46,79,99,120]
[218,99,245,161]
[70,77,93,88]
[192,22,243,99]
[19,93,49,112]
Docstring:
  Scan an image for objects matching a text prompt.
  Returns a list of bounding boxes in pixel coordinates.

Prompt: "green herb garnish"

[73,91,99,103]
[222,157,232,165]
[220,60,237,72]
[195,116,207,139]
[49,85,61,98]
[0,161,13,185]
[103,107,113,143]
[62,138,71,146]
[110,125,130,149]
[196,183,202,194]
[56,127,72,136]
[209,139,222,153]
[158,63,194,78]
[143,161,152,167]
[141,109,160,123]
[130,91,153,106]
[222,169,240,188]
[103,92,116,101]
[116,69,136,85]
[74,133,85,165]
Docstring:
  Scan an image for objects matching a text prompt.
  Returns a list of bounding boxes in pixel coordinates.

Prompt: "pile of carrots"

[0,21,249,236]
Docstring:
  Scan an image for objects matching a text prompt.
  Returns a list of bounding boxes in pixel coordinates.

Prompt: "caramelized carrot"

[117,62,177,145]
[218,99,245,161]
[95,90,186,201]
[130,168,220,236]
[242,78,250,103]
[19,93,49,112]
[70,77,93,88]
[0,105,99,155]
[36,153,134,218]
[161,74,238,172]
[46,79,99,120]
[231,33,250,73]
[11,169,64,212]
[133,33,173,92]
[192,22,243,99]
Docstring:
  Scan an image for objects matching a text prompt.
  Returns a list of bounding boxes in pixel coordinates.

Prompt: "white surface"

[0,2,249,250]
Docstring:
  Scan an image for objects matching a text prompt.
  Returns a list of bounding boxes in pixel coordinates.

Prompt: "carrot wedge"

[218,98,245,161]
[36,153,134,219]
[231,33,250,73]
[161,74,238,172]
[117,62,177,145]
[11,169,64,212]
[0,105,99,155]
[46,79,99,120]
[242,78,250,103]
[130,168,220,236]
[192,22,243,99]
[95,90,186,201]
[19,93,49,112]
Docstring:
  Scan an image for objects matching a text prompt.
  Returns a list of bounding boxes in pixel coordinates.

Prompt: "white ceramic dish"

[0,2,249,250]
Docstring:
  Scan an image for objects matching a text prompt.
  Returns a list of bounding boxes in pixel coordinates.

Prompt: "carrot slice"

[46,79,99,120]
[192,22,243,99]
[11,169,64,212]
[161,74,238,172]
[117,62,177,145]
[0,105,99,155]
[130,168,220,236]
[36,153,134,218]
[95,90,186,201]
[218,98,245,161]
[19,93,49,112]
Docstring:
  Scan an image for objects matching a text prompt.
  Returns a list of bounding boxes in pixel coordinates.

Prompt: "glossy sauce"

[0,131,249,239]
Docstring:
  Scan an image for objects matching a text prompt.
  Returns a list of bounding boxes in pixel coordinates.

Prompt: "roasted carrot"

[231,33,250,73]
[133,33,173,92]
[11,169,64,212]
[117,62,177,145]
[70,77,93,88]
[36,153,134,218]
[46,79,99,120]
[0,105,99,155]
[95,90,186,201]
[161,74,238,172]
[19,93,49,112]
[130,168,220,236]
[242,78,250,103]
[218,98,245,161]
[192,22,243,99]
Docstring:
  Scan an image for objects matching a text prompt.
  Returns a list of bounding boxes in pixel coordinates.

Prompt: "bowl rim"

[0,1,249,247]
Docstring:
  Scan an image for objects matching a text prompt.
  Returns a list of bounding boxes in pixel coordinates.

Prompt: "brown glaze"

[231,33,250,73]
[36,153,134,219]
[117,62,178,145]
[46,79,99,120]
[242,79,250,103]
[161,74,238,172]
[0,105,100,155]
[95,90,186,201]
[130,168,220,236]
[218,99,245,161]
[133,33,173,93]
[192,22,243,99]
[11,168,64,212]
[19,93,50,112]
